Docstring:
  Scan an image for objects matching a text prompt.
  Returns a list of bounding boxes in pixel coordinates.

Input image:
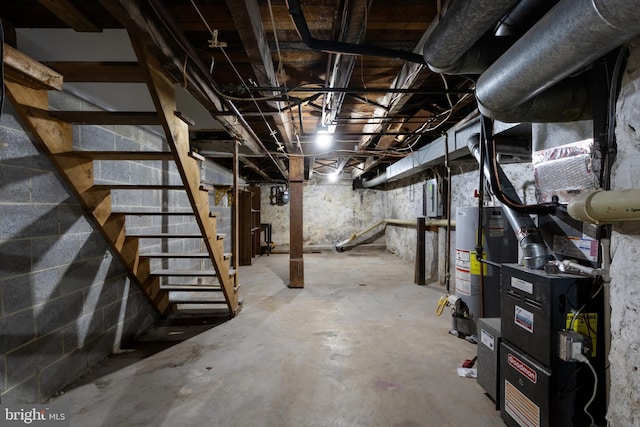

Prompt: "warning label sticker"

[455,268,471,295]
[515,305,534,333]
[455,249,472,295]
[481,329,494,351]
[511,277,533,294]
[469,251,488,276]
[505,380,540,427]
[455,249,470,269]
[489,219,505,237]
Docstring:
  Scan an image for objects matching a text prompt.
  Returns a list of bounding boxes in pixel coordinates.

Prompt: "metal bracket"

[214,186,233,205]
[209,29,228,48]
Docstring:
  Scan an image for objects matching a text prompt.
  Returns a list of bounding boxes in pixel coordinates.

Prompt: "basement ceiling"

[0,0,477,182]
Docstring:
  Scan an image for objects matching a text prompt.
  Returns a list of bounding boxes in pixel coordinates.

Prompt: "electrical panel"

[424,178,443,218]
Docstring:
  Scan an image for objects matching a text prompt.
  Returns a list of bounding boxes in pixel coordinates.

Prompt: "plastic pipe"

[567,189,640,224]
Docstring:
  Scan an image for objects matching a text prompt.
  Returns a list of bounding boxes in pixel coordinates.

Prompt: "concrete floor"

[52,249,504,427]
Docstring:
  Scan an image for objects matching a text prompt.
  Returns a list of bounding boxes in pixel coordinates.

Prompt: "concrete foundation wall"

[260,179,385,249]
[382,163,534,286]
[607,39,640,426]
[383,174,437,281]
[0,90,235,403]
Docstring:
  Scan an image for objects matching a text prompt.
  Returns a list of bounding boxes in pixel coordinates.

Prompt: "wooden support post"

[232,139,239,273]
[415,216,426,285]
[289,156,304,288]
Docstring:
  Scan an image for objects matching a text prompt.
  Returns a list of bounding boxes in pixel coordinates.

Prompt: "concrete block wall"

[0,101,157,403]
[259,179,385,249]
[0,90,235,403]
[606,38,640,426]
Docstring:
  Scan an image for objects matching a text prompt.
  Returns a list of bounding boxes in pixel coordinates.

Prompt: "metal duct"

[476,0,640,121]
[494,0,559,37]
[361,173,388,188]
[468,136,548,269]
[423,0,519,74]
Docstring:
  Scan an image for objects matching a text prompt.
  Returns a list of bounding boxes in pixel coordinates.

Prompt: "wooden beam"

[226,0,298,155]
[3,44,63,91]
[42,61,144,82]
[289,156,304,288]
[232,139,239,273]
[99,0,268,162]
[37,0,101,32]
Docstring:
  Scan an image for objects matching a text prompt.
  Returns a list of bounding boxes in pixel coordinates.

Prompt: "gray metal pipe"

[476,0,640,120]
[468,136,548,269]
[423,0,519,73]
[361,173,388,188]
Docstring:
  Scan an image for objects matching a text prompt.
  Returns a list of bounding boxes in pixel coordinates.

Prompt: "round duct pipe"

[476,0,640,120]
[423,0,519,73]
[468,136,548,269]
[361,173,388,188]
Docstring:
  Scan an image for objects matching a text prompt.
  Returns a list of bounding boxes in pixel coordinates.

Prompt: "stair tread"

[93,184,184,190]
[56,151,174,161]
[152,269,217,276]
[142,252,210,258]
[169,291,227,303]
[217,233,227,239]
[152,268,236,277]
[162,284,222,291]
[129,233,204,238]
[174,303,231,314]
[142,252,231,259]
[112,211,207,216]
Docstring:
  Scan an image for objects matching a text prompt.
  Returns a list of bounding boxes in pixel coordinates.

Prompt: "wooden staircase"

[4,42,240,316]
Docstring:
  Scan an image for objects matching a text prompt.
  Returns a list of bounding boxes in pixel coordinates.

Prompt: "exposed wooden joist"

[99,0,282,177]
[3,44,63,91]
[37,0,101,32]
[226,0,298,158]
[43,61,144,82]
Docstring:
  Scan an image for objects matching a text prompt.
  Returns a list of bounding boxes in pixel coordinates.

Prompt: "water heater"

[454,206,517,335]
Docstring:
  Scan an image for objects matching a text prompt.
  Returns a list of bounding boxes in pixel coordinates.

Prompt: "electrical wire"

[189,0,285,151]
[569,279,604,331]
[482,116,558,214]
[146,0,287,178]
[393,93,472,153]
[575,353,598,427]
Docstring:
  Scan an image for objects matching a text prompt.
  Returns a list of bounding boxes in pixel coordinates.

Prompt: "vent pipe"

[476,0,640,121]
[468,136,548,269]
[423,0,519,74]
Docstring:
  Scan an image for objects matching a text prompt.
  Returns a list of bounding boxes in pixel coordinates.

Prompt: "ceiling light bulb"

[328,171,339,182]
[316,130,333,148]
